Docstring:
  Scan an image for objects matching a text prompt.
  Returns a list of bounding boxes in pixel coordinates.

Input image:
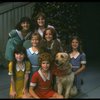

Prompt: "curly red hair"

[39,52,52,66]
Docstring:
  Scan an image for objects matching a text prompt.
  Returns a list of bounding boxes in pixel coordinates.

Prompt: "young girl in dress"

[68,36,86,92]
[32,12,55,38]
[8,45,31,98]
[26,32,42,78]
[29,52,64,98]
[40,27,63,60]
[5,17,33,62]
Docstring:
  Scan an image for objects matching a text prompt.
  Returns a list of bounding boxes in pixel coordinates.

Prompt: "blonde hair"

[31,32,42,41]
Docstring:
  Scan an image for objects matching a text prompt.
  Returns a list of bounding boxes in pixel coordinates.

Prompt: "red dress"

[30,69,56,98]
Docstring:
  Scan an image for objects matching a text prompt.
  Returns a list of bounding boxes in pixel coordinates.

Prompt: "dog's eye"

[61,55,64,58]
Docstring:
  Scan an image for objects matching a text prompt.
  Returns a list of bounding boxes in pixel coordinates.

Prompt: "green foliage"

[32,2,80,42]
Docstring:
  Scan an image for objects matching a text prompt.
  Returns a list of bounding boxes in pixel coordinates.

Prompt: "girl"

[8,45,31,98]
[29,52,63,98]
[5,17,33,62]
[40,27,63,60]
[68,36,86,92]
[32,12,55,38]
[26,32,43,78]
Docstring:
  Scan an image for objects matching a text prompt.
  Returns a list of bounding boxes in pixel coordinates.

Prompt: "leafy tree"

[32,2,80,44]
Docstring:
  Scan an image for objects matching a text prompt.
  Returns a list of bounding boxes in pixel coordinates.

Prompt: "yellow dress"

[8,61,30,98]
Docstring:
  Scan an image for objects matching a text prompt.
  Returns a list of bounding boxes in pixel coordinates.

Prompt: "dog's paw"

[70,86,78,97]
[65,94,70,99]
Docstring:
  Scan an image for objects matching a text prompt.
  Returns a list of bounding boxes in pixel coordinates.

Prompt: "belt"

[32,65,39,67]
[72,66,80,68]
[72,68,79,72]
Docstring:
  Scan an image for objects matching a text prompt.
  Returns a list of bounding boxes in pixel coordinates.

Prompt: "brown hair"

[15,16,33,31]
[35,12,46,20]
[39,52,52,66]
[43,27,57,40]
[69,36,83,53]
[32,12,47,29]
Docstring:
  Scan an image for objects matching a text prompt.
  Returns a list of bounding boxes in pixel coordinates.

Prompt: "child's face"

[41,61,50,71]
[21,21,30,31]
[45,30,53,41]
[31,36,40,47]
[71,39,79,50]
[37,16,45,27]
[15,53,25,62]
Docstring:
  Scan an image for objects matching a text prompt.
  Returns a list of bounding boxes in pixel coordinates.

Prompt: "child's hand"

[22,88,33,98]
[10,91,17,98]
[22,88,27,95]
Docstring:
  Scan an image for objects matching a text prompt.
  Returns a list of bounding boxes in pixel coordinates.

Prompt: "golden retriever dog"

[53,52,78,98]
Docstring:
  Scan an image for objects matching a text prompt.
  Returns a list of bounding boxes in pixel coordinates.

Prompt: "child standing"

[8,45,31,98]
[32,12,54,38]
[5,17,33,62]
[40,27,63,60]
[29,52,63,98]
[68,36,86,92]
[26,32,42,78]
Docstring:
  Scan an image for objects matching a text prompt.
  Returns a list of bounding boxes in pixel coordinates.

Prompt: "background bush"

[32,2,80,45]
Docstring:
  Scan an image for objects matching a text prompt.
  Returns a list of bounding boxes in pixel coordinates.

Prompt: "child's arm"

[75,53,86,75]
[29,86,40,98]
[23,61,31,94]
[74,64,86,75]
[10,76,17,98]
[23,73,29,94]
[29,71,39,98]
[8,61,17,98]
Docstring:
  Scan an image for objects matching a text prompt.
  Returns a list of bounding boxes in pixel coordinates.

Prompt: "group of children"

[5,12,86,99]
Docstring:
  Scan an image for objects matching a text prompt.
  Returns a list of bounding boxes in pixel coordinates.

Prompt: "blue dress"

[26,47,40,78]
[5,29,32,61]
[70,52,86,91]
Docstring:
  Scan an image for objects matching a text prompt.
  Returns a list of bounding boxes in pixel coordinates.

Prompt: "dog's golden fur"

[54,52,78,98]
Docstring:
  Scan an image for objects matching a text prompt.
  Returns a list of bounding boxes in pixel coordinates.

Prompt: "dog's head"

[55,52,70,68]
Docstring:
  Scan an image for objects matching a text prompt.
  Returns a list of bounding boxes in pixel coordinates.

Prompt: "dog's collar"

[55,61,69,70]
[57,67,72,75]
[53,65,72,77]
